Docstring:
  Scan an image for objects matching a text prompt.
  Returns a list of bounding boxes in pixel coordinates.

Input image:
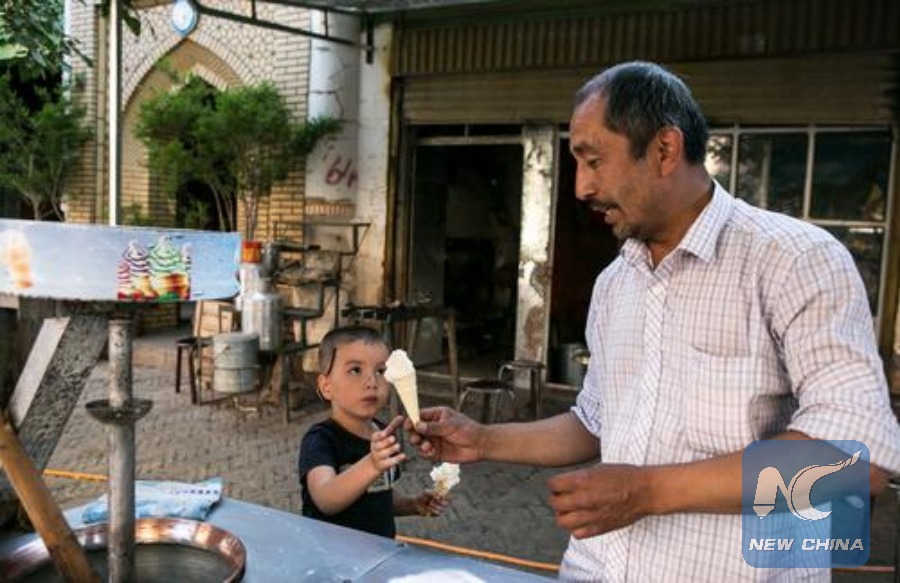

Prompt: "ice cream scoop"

[429,463,460,497]
[384,349,419,424]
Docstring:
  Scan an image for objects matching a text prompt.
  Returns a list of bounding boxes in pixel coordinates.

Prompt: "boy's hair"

[318,325,390,375]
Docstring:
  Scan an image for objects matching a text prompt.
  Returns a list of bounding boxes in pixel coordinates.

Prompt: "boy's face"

[317,340,391,426]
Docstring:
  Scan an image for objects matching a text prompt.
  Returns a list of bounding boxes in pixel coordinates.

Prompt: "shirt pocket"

[680,346,792,456]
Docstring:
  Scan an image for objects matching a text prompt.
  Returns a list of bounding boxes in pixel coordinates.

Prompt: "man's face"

[569,95,662,242]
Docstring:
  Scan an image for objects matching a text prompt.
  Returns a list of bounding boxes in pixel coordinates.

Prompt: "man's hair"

[318,325,390,375]
[574,61,709,164]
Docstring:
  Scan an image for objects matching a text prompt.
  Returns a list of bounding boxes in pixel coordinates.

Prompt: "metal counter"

[0,498,551,581]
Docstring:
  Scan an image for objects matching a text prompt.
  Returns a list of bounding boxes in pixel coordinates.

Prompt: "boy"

[298,325,447,538]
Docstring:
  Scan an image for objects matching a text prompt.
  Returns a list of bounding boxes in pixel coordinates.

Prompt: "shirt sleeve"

[572,270,607,439]
[775,240,900,476]
[298,425,337,480]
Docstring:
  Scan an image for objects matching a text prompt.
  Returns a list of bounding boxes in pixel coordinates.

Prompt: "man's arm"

[548,430,890,539]
[412,409,599,467]
[481,411,600,466]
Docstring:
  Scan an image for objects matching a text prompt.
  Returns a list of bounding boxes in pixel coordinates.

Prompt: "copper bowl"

[1,518,246,582]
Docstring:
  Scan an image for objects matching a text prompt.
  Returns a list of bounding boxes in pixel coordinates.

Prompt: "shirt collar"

[620,180,734,267]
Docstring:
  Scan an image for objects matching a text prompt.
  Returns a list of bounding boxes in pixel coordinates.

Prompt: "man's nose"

[574,165,594,201]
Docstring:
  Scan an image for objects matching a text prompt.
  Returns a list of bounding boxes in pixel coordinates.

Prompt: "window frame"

[707,125,897,332]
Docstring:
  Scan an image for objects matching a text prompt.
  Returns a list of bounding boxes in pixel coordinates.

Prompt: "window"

[705,128,894,319]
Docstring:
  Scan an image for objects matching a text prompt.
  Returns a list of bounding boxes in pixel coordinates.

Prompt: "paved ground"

[33,329,900,580]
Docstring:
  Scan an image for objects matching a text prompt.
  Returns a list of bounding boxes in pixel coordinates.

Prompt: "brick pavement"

[38,331,899,581]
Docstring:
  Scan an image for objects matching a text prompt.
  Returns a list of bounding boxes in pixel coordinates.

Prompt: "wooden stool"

[499,359,546,419]
[174,337,199,404]
[458,378,516,424]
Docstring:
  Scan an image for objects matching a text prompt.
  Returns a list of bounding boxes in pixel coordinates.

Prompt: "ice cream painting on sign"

[117,236,192,301]
[0,229,33,290]
[0,219,239,302]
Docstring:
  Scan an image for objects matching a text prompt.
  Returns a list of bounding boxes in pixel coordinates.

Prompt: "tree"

[0,75,91,220]
[136,77,340,238]
[134,75,232,228]
[1,0,142,78]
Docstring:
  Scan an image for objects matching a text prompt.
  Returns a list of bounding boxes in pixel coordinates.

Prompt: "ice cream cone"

[393,375,420,424]
[384,349,420,424]
[430,463,460,497]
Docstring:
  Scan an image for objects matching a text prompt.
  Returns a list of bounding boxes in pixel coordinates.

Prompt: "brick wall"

[67,0,313,330]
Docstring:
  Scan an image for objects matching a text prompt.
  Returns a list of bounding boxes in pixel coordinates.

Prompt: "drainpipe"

[95,6,108,224]
[304,10,361,340]
[305,10,361,217]
[107,0,122,226]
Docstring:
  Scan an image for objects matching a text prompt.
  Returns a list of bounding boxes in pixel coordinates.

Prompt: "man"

[407,61,900,581]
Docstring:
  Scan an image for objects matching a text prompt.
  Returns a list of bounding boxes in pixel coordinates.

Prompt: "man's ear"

[655,126,684,177]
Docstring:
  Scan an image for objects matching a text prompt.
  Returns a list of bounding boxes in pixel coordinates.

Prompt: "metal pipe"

[107,0,122,225]
[107,318,134,582]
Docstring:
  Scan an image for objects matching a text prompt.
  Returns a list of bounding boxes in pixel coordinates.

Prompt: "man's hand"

[547,464,654,539]
[369,415,406,473]
[405,406,484,463]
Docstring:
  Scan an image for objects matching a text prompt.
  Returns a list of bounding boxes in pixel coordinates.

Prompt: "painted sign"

[0,219,240,302]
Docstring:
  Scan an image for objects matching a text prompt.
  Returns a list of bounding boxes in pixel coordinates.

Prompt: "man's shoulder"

[726,199,839,258]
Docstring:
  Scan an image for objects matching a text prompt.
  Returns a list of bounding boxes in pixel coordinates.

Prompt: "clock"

[171,0,198,37]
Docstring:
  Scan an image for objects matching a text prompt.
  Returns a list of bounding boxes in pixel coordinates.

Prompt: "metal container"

[0,518,246,582]
[235,262,261,312]
[556,342,588,387]
[241,278,283,352]
[212,332,259,394]
[261,241,281,278]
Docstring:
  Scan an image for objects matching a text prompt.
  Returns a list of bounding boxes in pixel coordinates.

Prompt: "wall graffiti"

[324,154,358,189]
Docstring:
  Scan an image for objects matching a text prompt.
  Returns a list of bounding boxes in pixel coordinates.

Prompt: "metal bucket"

[212,332,259,394]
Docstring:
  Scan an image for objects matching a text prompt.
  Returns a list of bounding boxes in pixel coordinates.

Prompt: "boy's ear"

[316,373,331,401]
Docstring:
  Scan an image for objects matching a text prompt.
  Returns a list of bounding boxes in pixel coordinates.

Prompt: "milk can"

[241,277,283,352]
[236,262,261,312]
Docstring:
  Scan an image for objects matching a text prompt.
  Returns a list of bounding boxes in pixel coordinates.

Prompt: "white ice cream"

[430,463,460,497]
[384,349,419,423]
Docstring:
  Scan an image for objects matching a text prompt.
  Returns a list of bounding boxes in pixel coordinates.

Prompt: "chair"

[174,300,236,404]
[458,367,517,424]
[458,359,546,423]
[498,359,545,419]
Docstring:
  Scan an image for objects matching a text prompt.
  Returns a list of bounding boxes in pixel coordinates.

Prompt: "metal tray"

[1,518,246,582]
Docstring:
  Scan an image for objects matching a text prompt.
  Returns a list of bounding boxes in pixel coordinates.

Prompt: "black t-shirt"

[298,418,400,538]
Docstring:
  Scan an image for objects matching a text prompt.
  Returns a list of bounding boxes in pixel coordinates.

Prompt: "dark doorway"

[409,144,523,378]
[549,138,619,384]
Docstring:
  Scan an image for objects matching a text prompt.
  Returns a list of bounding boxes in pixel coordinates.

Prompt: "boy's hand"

[369,415,406,473]
[415,491,450,517]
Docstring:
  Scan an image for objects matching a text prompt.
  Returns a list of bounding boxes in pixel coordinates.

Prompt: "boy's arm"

[306,417,407,516]
[306,455,386,515]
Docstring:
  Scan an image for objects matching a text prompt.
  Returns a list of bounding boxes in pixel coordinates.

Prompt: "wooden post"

[0,410,99,582]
